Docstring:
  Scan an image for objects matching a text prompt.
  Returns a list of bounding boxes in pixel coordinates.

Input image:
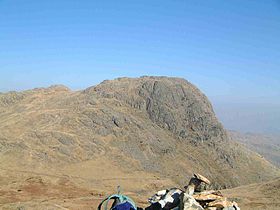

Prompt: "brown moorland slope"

[0,76,279,208]
[222,177,280,210]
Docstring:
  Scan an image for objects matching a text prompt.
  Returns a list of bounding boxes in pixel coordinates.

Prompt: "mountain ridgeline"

[0,77,279,193]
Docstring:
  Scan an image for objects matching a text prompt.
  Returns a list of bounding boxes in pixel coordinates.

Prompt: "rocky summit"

[0,76,279,209]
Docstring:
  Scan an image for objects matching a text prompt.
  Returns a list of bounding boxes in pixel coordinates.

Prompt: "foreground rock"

[183,194,204,210]
[182,174,239,210]
[146,173,240,210]
[193,191,223,201]
[146,174,239,210]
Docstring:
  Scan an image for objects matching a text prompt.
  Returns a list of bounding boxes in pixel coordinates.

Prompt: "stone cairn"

[181,174,240,210]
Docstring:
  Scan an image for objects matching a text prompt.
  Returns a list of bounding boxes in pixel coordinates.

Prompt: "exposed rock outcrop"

[86,77,226,142]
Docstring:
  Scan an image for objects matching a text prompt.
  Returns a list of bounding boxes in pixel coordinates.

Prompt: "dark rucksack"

[98,193,137,210]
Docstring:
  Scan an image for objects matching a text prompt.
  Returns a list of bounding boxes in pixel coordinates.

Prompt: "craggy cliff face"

[89,77,226,142]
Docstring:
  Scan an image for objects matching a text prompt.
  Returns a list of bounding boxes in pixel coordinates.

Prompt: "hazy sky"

[0,0,279,133]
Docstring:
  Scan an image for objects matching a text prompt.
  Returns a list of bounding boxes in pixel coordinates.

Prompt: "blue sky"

[0,0,279,133]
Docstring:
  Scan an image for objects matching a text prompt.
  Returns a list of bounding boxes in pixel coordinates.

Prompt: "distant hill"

[0,76,279,208]
[229,131,280,168]
[212,101,280,134]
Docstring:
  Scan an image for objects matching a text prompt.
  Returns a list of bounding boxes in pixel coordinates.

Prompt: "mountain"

[0,76,279,208]
[229,131,280,167]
